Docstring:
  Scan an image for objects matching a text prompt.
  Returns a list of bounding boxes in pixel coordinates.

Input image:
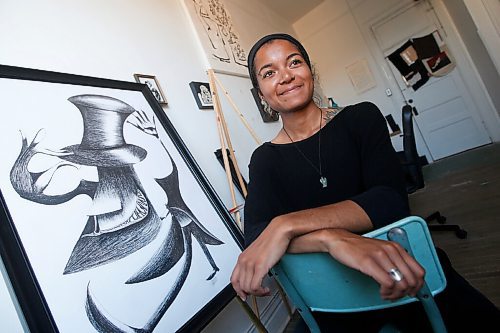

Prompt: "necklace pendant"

[320,176,328,188]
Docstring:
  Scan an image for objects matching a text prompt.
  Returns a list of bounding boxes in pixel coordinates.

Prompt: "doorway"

[371,1,491,161]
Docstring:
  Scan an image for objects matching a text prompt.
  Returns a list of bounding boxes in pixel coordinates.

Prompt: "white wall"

[463,0,500,77]
[422,0,500,144]
[445,0,500,140]
[0,0,295,332]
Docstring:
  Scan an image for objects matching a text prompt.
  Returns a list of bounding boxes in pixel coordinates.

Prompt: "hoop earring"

[260,98,275,115]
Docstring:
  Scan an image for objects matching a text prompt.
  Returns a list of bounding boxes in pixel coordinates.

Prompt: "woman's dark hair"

[247,33,312,90]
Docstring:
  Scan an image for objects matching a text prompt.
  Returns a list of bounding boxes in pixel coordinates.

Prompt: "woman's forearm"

[287,228,335,253]
[271,199,373,242]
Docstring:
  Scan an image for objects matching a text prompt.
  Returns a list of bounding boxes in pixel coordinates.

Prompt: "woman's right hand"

[230,217,292,301]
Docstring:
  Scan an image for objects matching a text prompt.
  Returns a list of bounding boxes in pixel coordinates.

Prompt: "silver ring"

[389,268,404,282]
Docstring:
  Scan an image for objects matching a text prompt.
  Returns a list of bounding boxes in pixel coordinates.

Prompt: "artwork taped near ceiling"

[183,0,248,76]
[0,65,243,333]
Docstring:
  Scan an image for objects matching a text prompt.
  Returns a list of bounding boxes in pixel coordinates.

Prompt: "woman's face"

[254,39,314,114]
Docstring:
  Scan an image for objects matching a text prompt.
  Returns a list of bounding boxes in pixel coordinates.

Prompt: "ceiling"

[260,0,325,23]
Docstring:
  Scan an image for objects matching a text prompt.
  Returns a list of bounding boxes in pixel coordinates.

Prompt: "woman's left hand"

[319,229,426,300]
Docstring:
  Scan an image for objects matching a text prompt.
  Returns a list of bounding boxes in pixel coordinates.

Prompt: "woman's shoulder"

[250,143,276,164]
[334,101,383,123]
[248,144,279,178]
[343,101,380,115]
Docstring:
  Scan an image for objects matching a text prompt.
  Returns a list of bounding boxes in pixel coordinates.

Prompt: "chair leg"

[272,267,321,333]
[295,308,320,333]
[425,211,446,224]
[388,227,448,332]
[428,224,468,239]
[417,284,448,333]
[424,212,468,239]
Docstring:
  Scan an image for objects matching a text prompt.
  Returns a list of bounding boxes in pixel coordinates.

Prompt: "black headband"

[247,33,311,90]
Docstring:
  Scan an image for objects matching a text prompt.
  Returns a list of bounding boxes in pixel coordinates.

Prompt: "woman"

[230,33,499,332]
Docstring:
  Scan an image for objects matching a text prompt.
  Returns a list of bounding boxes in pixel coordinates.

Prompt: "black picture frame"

[0,65,244,333]
[250,87,279,123]
[189,81,214,110]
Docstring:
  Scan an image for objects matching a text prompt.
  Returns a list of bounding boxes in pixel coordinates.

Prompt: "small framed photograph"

[133,73,168,106]
[189,81,213,110]
[250,87,279,122]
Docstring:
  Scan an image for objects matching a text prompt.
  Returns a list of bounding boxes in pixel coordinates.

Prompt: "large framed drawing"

[182,0,248,77]
[0,65,244,333]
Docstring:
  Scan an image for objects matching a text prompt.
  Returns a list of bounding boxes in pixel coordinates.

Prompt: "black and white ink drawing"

[186,0,247,75]
[0,68,243,333]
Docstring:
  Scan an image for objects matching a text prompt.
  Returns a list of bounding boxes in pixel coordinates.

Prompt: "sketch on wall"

[183,0,248,76]
[0,65,243,333]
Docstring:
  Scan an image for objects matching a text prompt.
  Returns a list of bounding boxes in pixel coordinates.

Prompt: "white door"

[371,2,491,160]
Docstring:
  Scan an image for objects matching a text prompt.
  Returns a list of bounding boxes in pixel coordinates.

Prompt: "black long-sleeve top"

[244,102,410,246]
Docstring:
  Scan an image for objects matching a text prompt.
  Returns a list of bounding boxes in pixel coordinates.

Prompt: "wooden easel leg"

[207,69,243,230]
[212,74,262,146]
[251,295,260,320]
[207,69,293,330]
[236,296,268,333]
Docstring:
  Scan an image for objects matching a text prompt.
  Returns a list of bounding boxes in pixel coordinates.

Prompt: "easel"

[207,69,293,333]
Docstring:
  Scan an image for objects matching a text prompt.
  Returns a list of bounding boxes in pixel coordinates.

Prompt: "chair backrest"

[401,105,425,191]
[271,216,447,332]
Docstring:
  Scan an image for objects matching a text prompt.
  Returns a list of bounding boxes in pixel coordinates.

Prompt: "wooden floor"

[409,143,500,308]
[284,143,500,332]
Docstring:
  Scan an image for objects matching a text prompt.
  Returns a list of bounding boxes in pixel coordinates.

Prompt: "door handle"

[407,99,419,116]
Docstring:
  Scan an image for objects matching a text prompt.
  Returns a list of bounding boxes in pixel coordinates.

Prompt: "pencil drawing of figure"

[9,94,223,332]
[191,0,246,67]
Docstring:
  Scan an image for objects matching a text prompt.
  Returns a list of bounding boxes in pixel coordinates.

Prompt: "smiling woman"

[230,33,500,332]
[254,39,314,115]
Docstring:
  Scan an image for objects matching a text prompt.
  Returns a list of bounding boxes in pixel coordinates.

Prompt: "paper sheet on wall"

[345,58,377,94]
[182,0,248,77]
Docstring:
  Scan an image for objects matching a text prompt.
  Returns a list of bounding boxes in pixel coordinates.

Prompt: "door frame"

[432,0,500,142]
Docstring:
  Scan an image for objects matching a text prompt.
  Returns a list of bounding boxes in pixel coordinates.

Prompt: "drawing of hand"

[11,129,79,201]
[128,110,159,138]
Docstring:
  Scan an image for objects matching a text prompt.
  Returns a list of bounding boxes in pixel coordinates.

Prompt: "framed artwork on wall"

[189,81,214,110]
[182,0,248,77]
[0,65,244,333]
[133,73,168,106]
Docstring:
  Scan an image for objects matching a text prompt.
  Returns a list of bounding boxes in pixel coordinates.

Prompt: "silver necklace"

[283,110,328,188]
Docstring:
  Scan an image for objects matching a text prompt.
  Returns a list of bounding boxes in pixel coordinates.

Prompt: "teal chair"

[271,216,447,333]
